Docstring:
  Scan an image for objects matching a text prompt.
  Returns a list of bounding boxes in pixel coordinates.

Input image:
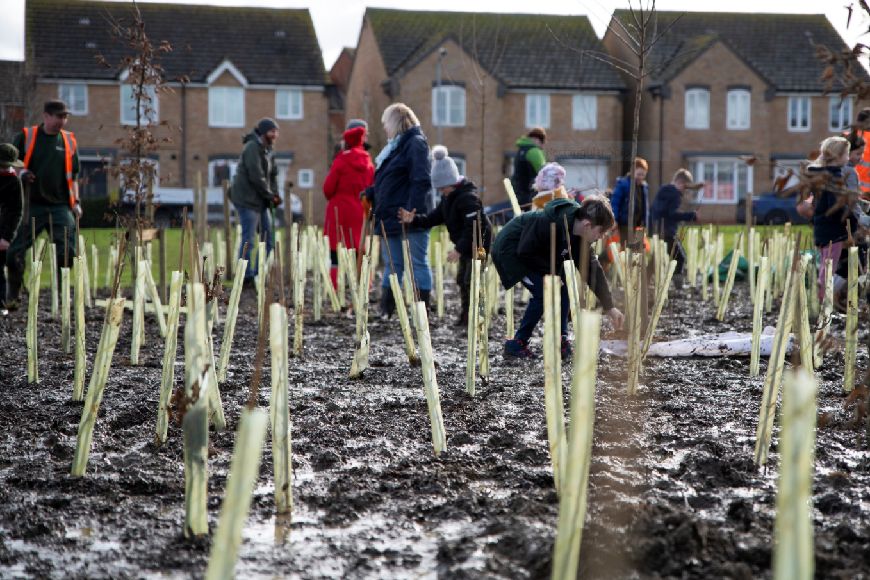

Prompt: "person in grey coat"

[230,117,281,281]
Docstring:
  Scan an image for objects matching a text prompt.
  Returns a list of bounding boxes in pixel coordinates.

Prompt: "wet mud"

[0,279,868,578]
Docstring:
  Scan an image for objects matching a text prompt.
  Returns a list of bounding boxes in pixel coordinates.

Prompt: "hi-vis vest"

[21,125,78,208]
[855,129,870,197]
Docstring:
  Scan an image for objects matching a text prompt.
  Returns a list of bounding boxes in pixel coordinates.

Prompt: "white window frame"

[560,158,609,192]
[432,85,466,127]
[692,157,753,205]
[726,89,750,130]
[453,157,467,177]
[276,88,303,120]
[119,158,159,202]
[120,83,158,126]
[59,83,88,115]
[297,169,314,189]
[275,158,292,196]
[772,160,803,191]
[209,86,245,128]
[787,96,811,132]
[684,88,710,129]
[525,93,550,129]
[208,158,238,188]
[572,94,597,130]
[829,96,853,132]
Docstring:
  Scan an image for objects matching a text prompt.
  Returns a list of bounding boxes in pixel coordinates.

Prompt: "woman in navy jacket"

[365,103,432,317]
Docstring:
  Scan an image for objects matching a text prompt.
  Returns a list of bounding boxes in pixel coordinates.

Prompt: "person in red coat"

[323,119,374,287]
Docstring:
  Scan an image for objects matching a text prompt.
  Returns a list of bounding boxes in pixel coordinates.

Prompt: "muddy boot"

[379,286,395,320]
[5,261,24,309]
[419,289,431,312]
[456,286,470,327]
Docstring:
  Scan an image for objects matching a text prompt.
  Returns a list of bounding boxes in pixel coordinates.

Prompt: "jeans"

[515,272,569,342]
[381,230,432,291]
[6,203,77,300]
[237,206,274,279]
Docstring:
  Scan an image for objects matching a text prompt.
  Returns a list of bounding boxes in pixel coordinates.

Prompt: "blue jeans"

[514,273,569,342]
[237,206,274,279]
[381,230,432,291]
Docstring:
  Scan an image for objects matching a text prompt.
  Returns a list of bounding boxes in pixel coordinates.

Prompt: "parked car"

[736,191,809,225]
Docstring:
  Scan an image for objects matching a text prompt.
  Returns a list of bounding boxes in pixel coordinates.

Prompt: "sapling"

[270,303,293,513]
[750,257,769,377]
[217,259,248,382]
[26,259,43,384]
[71,296,125,476]
[205,408,268,580]
[542,275,566,491]
[844,247,859,393]
[72,257,87,400]
[414,301,447,455]
[773,369,817,580]
[156,271,183,445]
[61,267,71,353]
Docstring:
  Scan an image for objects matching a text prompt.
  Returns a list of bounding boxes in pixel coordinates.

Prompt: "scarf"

[375,135,400,170]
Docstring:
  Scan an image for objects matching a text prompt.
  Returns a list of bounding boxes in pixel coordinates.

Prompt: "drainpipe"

[435,47,446,146]
[180,83,187,186]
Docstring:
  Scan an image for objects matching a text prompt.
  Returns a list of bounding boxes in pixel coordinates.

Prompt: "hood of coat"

[343,126,366,148]
[515,135,538,149]
[542,197,580,224]
[242,131,271,151]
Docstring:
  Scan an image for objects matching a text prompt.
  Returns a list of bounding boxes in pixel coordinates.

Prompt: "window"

[453,157,467,177]
[829,96,853,132]
[297,169,314,189]
[726,89,750,130]
[684,88,710,129]
[59,83,88,115]
[119,158,159,202]
[572,95,597,130]
[692,158,753,204]
[432,86,466,127]
[276,88,303,120]
[773,160,802,191]
[208,159,238,188]
[525,94,550,128]
[209,86,245,127]
[560,159,609,192]
[787,96,810,132]
[120,84,158,125]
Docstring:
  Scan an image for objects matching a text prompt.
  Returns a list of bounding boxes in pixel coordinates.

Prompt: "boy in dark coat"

[398,146,490,326]
[0,143,25,314]
[491,195,624,359]
[649,168,697,277]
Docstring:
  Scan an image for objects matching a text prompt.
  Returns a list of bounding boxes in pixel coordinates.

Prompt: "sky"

[2,0,868,69]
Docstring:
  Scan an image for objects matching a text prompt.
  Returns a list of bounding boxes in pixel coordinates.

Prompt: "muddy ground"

[0,272,868,579]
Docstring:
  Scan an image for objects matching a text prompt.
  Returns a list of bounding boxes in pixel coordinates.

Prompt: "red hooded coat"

[323,126,373,251]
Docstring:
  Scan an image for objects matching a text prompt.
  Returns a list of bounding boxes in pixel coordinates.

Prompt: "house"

[25,0,329,222]
[344,8,626,206]
[327,47,355,145]
[602,11,869,223]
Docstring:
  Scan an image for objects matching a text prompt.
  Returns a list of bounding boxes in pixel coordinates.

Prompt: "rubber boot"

[5,261,24,305]
[379,285,396,319]
[419,289,431,312]
[456,285,470,327]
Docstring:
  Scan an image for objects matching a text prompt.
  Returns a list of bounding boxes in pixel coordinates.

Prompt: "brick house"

[25,0,329,223]
[603,11,869,223]
[344,8,626,207]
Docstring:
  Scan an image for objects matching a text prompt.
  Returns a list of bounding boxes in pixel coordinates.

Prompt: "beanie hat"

[346,118,368,131]
[534,162,566,192]
[256,117,279,135]
[430,145,460,189]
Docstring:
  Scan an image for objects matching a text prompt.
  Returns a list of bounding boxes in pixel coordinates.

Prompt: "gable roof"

[27,0,326,86]
[611,10,868,91]
[366,8,625,91]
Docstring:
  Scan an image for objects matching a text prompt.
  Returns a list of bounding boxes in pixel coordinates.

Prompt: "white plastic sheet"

[600,326,791,358]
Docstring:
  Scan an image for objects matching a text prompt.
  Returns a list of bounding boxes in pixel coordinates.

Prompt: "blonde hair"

[811,136,849,167]
[382,103,420,139]
[672,168,693,184]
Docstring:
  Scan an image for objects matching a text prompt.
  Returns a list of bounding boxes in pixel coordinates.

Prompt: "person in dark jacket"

[323,119,374,288]
[364,103,432,317]
[511,128,547,207]
[650,168,698,277]
[492,195,624,359]
[0,143,25,315]
[398,146,490,326]
[610,157,650,246]
[230,117,281,282]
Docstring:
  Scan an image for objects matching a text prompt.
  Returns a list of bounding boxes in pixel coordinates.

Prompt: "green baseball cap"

[0,143,24,168]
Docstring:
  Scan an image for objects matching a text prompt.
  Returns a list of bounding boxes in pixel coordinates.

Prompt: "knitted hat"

[346,118,368,131]
[430,145,460,189]
[256,117,279,135]
[0,143,24,168]
[534,162,566,192]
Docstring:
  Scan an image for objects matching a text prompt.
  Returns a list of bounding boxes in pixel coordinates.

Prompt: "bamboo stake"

[217,259,248,382]
[415,300,447,455]
[502,177,522,217]
[844,247,859,393]
[61,267,71,353]
[145,265,167,338]
[813,258,833,370]
[750,257,770,377]
[402,239,415,308]
[26,259,43,383]
[465,258,481,396]
[270,304,293,514]
[754,255,797,466]
[78,234,92,307]
[716,248,742,321]
[72,257,87,400]
[156,271,183,445]
[206,408,268,580]
[543,275,566,491]
[389,272,419,366]
[773,369,817,580]
[551,310,600,580]
[71,296,125,476]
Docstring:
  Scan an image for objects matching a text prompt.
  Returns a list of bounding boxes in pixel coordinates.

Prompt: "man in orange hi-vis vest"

[854,108,870,197]
[5,99,80,309]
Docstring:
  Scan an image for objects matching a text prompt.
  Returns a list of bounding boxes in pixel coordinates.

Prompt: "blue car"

[736,191,809,225]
